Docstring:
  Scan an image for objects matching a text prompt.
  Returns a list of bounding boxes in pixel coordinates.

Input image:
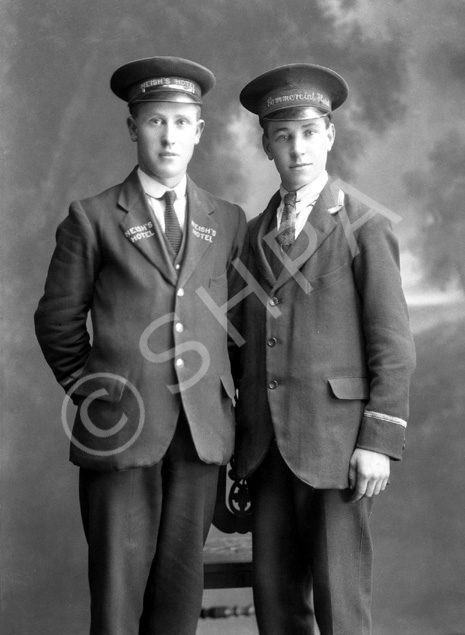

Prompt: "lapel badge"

[328,188,345,215]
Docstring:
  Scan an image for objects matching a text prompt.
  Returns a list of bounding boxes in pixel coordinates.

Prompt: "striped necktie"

[276,191,297,253]
[163,190,182,254]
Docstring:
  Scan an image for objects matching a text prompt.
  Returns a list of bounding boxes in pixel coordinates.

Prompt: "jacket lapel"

[118,168,178,285]
[250,191,282,289]
[274,179,340,289]
[177,177,217,289]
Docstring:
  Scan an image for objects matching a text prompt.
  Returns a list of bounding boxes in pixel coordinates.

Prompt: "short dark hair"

[261,108,332,137]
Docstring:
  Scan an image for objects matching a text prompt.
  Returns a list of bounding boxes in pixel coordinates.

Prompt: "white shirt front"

[277,170,329,239]
[137,168,187,233]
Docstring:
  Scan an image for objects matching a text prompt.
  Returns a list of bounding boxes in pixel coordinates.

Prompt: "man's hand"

[349,448,390,502]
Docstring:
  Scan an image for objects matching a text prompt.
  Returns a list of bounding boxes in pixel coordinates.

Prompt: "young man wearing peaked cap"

[234,63,416,634]
[34,56,248,635]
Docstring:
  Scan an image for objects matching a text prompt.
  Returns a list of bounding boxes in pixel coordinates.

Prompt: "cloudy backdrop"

[2,1,465,634]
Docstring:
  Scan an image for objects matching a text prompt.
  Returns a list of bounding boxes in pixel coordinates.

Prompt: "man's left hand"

[348,448,390,502]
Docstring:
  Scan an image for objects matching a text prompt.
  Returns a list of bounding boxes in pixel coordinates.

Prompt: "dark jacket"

[234,178,416,489]
[35,168,248,470]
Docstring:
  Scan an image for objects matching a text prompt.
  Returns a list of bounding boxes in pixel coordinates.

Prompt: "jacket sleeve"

[34,200,101,390]
[350,205,416,460]
[226,205,249,386]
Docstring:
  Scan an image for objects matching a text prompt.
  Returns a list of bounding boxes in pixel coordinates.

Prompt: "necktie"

[276,191,297,253]
[164,190,182,254]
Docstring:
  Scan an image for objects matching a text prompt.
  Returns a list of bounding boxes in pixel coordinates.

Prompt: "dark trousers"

[248,443,373,635]
[79,412,219,635]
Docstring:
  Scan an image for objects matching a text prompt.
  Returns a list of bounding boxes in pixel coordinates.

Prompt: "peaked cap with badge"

[240,62,348,120]
[110,55,216,106]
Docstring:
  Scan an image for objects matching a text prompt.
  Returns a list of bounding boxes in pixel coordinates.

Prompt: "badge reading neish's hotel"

[191,220,216,243]
[124,222,155,242]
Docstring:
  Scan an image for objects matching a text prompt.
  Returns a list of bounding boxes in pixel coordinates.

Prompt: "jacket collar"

[118,167,217,287]
[177,177,217,289]
[251,177,341,290]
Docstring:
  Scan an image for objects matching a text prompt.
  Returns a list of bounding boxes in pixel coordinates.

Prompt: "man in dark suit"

[34,56,248,635]
[234,64,416,634]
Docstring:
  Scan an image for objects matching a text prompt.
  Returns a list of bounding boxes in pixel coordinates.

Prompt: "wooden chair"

[202,461,319,628]
[202,461,253,618]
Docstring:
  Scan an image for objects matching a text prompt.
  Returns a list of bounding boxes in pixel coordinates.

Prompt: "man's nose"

[162,123,176,145]
[290,135,305,157]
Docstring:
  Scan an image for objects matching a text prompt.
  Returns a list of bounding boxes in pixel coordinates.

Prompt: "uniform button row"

[268,380,278,390]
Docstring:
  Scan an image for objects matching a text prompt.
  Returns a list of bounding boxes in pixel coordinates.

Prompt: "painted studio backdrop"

[2,1,465,634]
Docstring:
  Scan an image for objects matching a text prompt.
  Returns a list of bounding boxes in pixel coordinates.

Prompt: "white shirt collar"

[137,167,187,200]
[279,170,328,209]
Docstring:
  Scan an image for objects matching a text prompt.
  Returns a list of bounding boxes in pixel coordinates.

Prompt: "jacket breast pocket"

[202,271,228,307]
[209,271,227,287]
[328,377,369,400]
[311,261,351,292]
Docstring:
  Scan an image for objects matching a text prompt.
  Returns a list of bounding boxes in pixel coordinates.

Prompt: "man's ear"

[262,134,274,161]
[194,119,205,144]
[327,122,336,152]
[127,116,138,142]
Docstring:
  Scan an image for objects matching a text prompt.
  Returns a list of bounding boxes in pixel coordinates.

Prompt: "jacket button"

[175,323,184,333]
[269,296,280,306]
[176,358,184,369]
[177,288,185,296]
[268,380,278,389]
[267,337,277,347]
